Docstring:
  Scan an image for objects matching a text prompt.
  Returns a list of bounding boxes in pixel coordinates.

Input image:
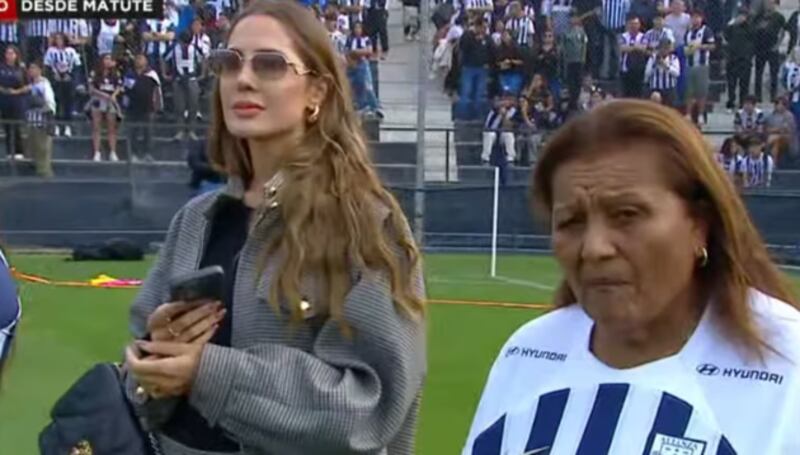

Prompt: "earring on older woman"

[306,105,320,123]
[697,246,709,268]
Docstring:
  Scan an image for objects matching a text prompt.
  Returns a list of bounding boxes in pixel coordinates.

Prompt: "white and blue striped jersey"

[618,31,646,73]
[44,46,81,76]
[144,18,177,58]
[685,25,715,67]
[48,19,92,42]
[0,22,20,43]
[743,153,774,188]
[734,108,766,134]
[484,106,518,130]
[464,290,800,454]
[602,0,630,30]
[783,61,800,103]
[644,27,675,52]
[645,53,681,90]
[506,15,536,46]
[24,19,52,38]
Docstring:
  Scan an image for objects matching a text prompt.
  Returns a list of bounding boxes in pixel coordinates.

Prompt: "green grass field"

[0,253,562,454]
[4,253,797,454]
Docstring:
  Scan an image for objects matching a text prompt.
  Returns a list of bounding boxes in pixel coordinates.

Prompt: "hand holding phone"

[145,266,227,344]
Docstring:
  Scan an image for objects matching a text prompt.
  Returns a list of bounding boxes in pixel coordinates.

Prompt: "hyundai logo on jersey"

[696,363,720,376]
[695,363,784,384]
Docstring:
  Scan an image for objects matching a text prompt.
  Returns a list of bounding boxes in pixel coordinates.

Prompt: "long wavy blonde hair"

[532,100,798,360]
[207,0,424,326]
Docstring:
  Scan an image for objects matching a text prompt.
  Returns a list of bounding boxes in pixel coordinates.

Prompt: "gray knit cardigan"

[124,175,427,455]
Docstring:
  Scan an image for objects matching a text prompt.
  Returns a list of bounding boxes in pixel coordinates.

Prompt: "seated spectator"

[742,137,774,188]
[717,136,748,188]
[650,89,663,103]
[0,246,21,383]
[455,18,492,120]
[25,61,56,178]
[716,137,742,178]
[586,86,608,109]
[87,53,123,162]
[576,73,598,110]
[481,91,520,165]
[43,32,81,137]
[520,74,558,160]
[734,95,767,145]
[520,73,552,124]
[644,38,680,107]
[124,54,162,162]
[494,29,525,95]
[765,96,798,166]
[346,21,383,118]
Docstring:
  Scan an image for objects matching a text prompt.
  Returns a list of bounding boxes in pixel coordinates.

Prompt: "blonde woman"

[123,1,427,454]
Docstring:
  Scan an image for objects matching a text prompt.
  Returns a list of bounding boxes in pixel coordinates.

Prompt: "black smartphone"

[168,265,225,303]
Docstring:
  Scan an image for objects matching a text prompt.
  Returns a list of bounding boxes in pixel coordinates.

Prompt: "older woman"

[123,1,426,454]
[463,100,800,454]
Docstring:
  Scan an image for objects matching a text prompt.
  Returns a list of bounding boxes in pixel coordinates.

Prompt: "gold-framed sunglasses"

[207,49,315,80]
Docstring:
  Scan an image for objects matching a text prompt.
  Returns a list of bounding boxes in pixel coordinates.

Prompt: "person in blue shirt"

[0,247,21,380]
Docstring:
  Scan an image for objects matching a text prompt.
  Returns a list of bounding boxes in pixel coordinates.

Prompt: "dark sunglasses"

[207,49,314,80]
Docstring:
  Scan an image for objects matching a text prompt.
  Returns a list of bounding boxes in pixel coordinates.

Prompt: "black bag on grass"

[72,238,144,261]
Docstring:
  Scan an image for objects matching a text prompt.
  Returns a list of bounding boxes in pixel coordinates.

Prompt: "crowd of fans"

[0,0,400,177]
[430,0,800,187]
[2,0,798,190]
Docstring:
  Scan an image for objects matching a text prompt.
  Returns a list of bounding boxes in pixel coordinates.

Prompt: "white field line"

[492,275,556,291]
[428,275,556,291]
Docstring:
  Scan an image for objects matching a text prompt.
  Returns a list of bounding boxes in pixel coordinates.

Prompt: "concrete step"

[0,159,421,185]
[456,165,800,188]
[1,137,419,164]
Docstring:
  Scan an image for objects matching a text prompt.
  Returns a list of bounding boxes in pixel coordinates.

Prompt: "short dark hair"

[744,94,758,105]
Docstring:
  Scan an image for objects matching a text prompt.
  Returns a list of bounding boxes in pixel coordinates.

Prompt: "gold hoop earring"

[697,246,709,268]
[307,105,320,123]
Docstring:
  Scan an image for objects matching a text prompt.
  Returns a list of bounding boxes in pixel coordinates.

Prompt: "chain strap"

[148,432,164,455]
